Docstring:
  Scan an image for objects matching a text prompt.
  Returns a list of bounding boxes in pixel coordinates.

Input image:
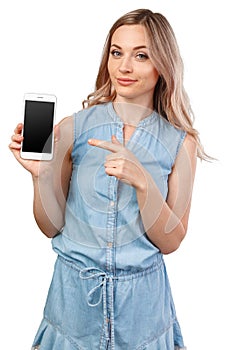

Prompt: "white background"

[0,0,231,349]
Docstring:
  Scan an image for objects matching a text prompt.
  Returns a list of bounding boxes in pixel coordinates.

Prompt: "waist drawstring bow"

[79,267,108,307]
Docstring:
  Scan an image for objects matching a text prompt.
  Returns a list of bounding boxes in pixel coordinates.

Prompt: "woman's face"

[107,24,159,109]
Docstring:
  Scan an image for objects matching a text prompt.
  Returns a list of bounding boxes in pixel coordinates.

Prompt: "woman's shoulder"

[151,114,186,163]
[71,103,112,143]
[73,103,108,120]
[156,114,185,137]
[152,114,186,149]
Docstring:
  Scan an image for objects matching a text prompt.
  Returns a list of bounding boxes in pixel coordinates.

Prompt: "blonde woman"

[9,8,205,350]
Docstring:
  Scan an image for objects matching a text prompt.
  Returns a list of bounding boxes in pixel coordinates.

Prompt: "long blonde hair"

[83,9,208,160]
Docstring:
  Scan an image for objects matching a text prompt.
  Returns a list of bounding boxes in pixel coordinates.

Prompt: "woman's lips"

[117,78,137,86]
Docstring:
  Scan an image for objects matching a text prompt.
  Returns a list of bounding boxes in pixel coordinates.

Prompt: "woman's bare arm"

[9,117,73,238]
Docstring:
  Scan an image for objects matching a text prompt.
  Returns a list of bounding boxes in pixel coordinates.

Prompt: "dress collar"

[107,102,158,127]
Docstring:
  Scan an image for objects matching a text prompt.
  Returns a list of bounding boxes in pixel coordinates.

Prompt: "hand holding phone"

[10,121,60,178]
[21,93,56,160]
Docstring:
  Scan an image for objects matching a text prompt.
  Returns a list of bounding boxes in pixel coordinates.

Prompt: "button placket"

[104,121,123,348]
[106,175,117,273]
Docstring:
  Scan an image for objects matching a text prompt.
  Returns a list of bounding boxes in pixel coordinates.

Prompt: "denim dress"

[32,102,187,350]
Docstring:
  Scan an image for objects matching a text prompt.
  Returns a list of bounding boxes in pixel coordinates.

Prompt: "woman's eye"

[110,50,121,58]
[136,53,149,60]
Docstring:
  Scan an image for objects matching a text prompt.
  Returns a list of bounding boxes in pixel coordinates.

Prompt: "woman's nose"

[119,56,133,73]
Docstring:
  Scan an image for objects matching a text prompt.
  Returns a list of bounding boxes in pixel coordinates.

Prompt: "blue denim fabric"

[32,102,187,349]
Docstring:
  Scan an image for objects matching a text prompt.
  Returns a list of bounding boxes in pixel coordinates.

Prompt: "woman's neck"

[113,101,153,126]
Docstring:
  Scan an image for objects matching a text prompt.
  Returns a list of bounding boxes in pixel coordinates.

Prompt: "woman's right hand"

[9,118,73,237]
[9,123,45,178]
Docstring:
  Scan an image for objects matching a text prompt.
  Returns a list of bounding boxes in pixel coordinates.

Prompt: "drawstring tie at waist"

[79,267,114,307]
[80,267,116,347]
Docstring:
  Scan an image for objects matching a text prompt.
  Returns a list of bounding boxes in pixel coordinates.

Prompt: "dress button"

[110,201,115,207]
[107,242,113,248]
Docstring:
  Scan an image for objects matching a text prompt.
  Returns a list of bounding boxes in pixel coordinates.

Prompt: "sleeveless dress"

[32,102,187,350]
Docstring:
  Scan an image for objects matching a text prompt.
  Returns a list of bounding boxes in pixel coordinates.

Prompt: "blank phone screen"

[22,100,55,153]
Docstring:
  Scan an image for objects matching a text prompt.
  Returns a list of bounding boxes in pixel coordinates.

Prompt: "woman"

[9,8,204,350]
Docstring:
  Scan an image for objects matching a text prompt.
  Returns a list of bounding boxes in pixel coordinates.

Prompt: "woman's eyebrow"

[110,44,148,50]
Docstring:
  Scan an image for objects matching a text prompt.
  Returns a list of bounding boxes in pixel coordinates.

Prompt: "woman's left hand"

[88,135,146,190]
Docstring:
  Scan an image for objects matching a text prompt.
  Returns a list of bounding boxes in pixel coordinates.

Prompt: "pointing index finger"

[88,138,121,153]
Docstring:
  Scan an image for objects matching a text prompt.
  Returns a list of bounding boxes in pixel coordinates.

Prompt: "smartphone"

[21,93,56,160]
